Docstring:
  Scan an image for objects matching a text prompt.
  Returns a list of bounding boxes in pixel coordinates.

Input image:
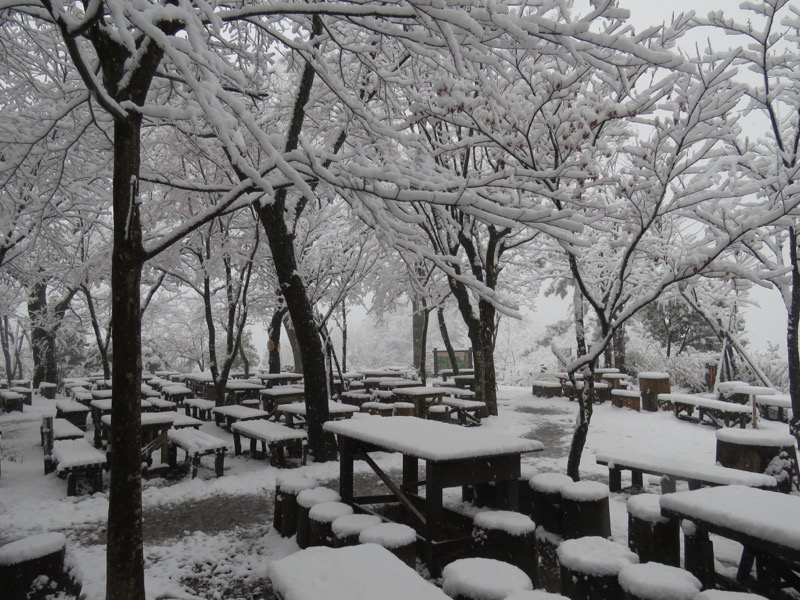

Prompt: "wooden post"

[638,372,671,412]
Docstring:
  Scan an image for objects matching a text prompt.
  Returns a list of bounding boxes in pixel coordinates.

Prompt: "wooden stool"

[715,428,799,493]
[308,502,353,547]
[0,533,67,599]
[535,527,564,594]
[518,464,537,517]
[393,402,416,416]
[472,510,537,584]
[618,562,700,600]
[427,404,451,422]
[275,477,319,537]
[331,514,382,547]
[626,494,679,566]
[694,591,769,599]
[296,487,341,549]
[530,473,572,535]
[359,523,417,568]
[441,557,533,600]
[638,372,670,412]
[557,537,638,600]
[360,401,381,414]
[560,480,610,540]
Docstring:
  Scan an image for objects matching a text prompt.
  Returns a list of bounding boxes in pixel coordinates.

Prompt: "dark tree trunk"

[28,281,52,386]
[284,316,303,373]
[258,204,336,461]
[612,325,627,374]
[567,284,593,481]
[0,316,13,380]
[419,305,429,385]
[788,227,800,444]
[341,298,348,373]
[268,306,288,374]
[107,115,146,600]
[237,335,250,378]
[437,306,459,376]
[412,297,426,375]
[83,286,112,380]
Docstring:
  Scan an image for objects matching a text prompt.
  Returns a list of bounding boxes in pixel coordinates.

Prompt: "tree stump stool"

[428,404,452,422]
[612,389,642,411]
[531,381,563,399]
[594,368,619,383]
[535,527,564,594]
[359,523,418,568]
[593,382,611,404]
[331,514,382,547]
[393,401,416,417]
[695,591,769,599]
[39,383,57,400]
[308,501,353,547]
[637,372,671,412]
[557,536,638,600]
[472,510,537,584]
[518,464,537,516]
[715,428,799,493]
[296,487,341,549]
[601,372,627,391]
[441,557,533,600]
[275,476,319,537]
[560,480,611,540]
[505,591,569,600]
[530,472,572,535]
[0,532,67,600]
[618,562,701,600]
[626,494,679,566]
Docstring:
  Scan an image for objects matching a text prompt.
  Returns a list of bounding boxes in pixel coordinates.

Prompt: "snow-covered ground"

[0,386,793,599]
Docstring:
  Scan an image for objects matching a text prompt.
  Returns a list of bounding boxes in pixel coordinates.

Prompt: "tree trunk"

[284,315,303,373]
[268,306,288,373]
[341,297,348,373]
[258,204,336,461]
[437,306,459,376]
[420,305,430,385]
[28,281,57,386]
[788,227,800,444]
[107,115,146,600]
[567,285,593,481]
[0,316,13,380]
[412,297,426,374]
[612,325,627,374]
[83,286,112,380]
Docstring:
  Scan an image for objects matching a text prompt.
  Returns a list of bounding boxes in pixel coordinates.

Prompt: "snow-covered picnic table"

[391,386,447,418]
[258,372,303,388]
[276,400,357,428]
[660,485,800,594]
[268,544,450,600]
[323,416,543,576]
[259,386,305,415]
[100,413,176,466]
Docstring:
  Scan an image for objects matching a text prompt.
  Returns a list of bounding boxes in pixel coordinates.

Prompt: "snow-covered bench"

[183,397,216,420]
[660,393,752,429]
[50,439,108,496]
[755,393,793,422]
[167,428,228,478]
[55,399,90,430]
[595,450,777,494]
[230,420,307,467]
[0,390,24,413]
[440,397,487,426]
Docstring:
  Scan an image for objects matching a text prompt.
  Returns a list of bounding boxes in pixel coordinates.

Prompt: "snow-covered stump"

[275,476,318,538]
[593,382,611,404]
[626,495,679,567]
[441,557,533,600]
[560,481,611,540]
[637,372,671,412]
[428,404,452,422]
[296,487,341,549]
[529,473,572,535]
[393,402,416,417]
[518,465,537,517]
[557,537,638,600]
[331,514,382,547]
[39,382,57,400]
[359,523,417,568]
[535,527,564,594]
[694,591,770,599]
[617,562,701,600]
[682,521,715,590]
[308,501,353,547]
[504,591,569,600]
[715,429,799,493]
[472,510,537,584]
[0,532,67,600]
[531,381,562,399]
[612,389,641,411]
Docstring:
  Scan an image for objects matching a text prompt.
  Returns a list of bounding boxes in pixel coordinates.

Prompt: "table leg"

[403,455,419,493]
[426,461,444,576]
[339,438,354,503]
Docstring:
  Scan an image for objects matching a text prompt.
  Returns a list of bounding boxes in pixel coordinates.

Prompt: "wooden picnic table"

[268,544,450,600]
[259,372,304,388]
[55,400,91,430]
[324,416,543,576]
[211,404,269,430]
[276,400,358,428]
[90,398,153,447]
[660,485,800,595]
[259,386,305,415]
[391,386,447,418]
[452,374,476,391]
[100,412,175,466]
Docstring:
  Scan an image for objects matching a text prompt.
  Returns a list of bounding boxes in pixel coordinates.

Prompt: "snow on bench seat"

[440,397,487,426]
[268,544,450,600]
[50,439,107,496]
[231,419,307,466]
[167,428,228,478]
[52,418,85,441]
[595,450,777,493]
[660,393,752,429]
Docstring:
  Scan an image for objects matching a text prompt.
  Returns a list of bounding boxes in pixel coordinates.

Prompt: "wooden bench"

[167,428,228,478]
[440,397,486,426]
[184,397,216,420]
[755,393,793,422]
[230,420,307,467]
[275,400,357,429]
[211,404,269,430]
[660,393,752,429]
[595,450,778,494]
[0,390,24,413]
[50,439,108,496]
[55,399,91,430]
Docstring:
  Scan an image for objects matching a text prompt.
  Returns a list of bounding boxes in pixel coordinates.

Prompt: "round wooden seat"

[529,473,572,535]
[331,514,382,547]
[694,591,769,599]
[442,557,533,600]
[359,523,417,568]
[0,533,67,598]
[560,480,610,539]
[557,536,638,600]
[626,494,679,566]
[308,501,354,547]
[535,527,564,594]
[715,428,799,493]
[505,591,569,600]
[618,562,701,600]
[472,510,537,583]
[296,487,340,548]
[274,476,319,537]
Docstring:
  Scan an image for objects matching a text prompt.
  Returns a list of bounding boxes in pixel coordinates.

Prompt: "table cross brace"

[356,450,427,527]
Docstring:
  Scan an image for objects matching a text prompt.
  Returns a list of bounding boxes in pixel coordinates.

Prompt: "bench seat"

[660,393,752,429]
[211,404,269,429]
[184,397,216,420]
[231,419,307,467]
[595,450,777,493]
[50,439,107,496]
[52,418,85,441]
[0,390,24,413]
[167,428,228,478]
[55,400,90,430]
[755,393,793,422]
[440,397,486,426]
